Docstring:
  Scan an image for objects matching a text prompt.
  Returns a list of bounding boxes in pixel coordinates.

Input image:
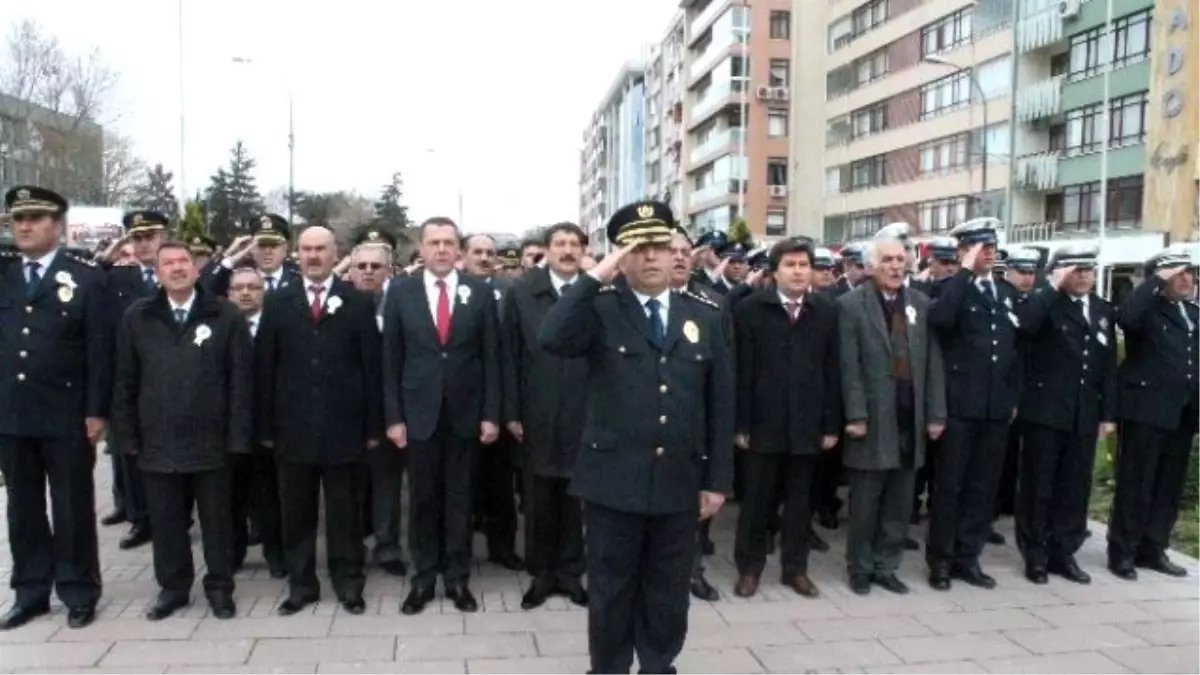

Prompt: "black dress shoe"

[700,538,715,556]
[521,579,555,610]
[488,553,525,572]
[0,601,50,630]
[808,530,830,553]
[67,605,96,629]
[276,595,318,616]
[209,595,237,620]
[401,586,435,615]
[247,523,262,547]
[380,560,408,577]
[849,575,871,595]
[689,575,719,602]
[1136,553,1188,578]
[119,524,153,550]
[1025,562,1049,585]
[987,529,1006,545]
[817,511,839,530]
[146,595,190,621]
[1048,557,1091,584]
[1109,558,1138,581]
[266,559,287,579]
[928,563,952,591]
[558,579,589,607]
[951,564,997,589]
[445,585,479,613]
[872,573,909,594]
[341,597,366,615]
[100,510,127,526]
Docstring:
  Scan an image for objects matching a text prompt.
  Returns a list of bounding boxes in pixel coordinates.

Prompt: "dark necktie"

[645,298,664,345]
[143,268,156,292]
[559,282,572,298]
[979,278,995,303]
[25,262,41,298]
[785,301,800,324]
[266,276,277,293]
[1076,298,1088,325]
[174,308,187,325]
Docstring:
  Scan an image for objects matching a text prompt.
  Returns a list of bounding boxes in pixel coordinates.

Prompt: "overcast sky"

[12,0,680,233]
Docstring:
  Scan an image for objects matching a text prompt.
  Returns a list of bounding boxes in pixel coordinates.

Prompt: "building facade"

[579,62,648,251]
[0,92,105,206]
[642,13,689,219]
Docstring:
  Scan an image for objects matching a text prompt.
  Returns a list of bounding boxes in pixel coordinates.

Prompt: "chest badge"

[1098,316,1108,331]
[683,320,700,344]
[55,270,76,303]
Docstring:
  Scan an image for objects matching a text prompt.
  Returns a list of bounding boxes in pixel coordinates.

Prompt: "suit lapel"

[1159,299,1191,333]
[407,278,441,345]
[28,252,68,304]
[906,295,922,367]
[862,287,892,356]
[661,294,685,354]
[1061,294,1090,331]
[289,281,312,323]
[617,285,659,350]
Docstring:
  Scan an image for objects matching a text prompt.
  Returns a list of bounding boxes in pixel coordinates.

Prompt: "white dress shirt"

[247,310,262,337]
[632,288,671,328]
[261,269,285,292]
[304,276,334,308]
[169,291,197,321]
[140,263,158,286]
[424,269,459,323]
[21,248,58,284]
[549,271,579,296]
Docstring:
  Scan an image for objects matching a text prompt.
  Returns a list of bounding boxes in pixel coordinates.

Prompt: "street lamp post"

[924,54,989,217]
[231,57,295,225]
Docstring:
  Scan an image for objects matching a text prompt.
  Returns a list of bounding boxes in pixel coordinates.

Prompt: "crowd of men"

[0,183,1196,675]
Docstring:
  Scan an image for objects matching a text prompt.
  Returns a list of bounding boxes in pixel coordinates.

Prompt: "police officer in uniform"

[1108,244,1199,580]
[689,231,729,291]
[1014,244,1116,585]
[0,186,111,630]
[188,235,219,271]
[205,214,300,296]
[925,218,1021,591]
[538,200,734,675]
[828,243,866,298]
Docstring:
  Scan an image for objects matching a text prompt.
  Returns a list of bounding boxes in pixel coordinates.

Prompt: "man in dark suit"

[1014,244,1116,585]
[1108,245,1198,580]
[828,242,866,299]
[538,201,734,675]
[838,237,946,596]
[383,217,502,615]
[0,186,111,630]
[256,226,382,616]
[731,238,840,599]
[112,242,253,620]
[503,222,591,610]
[204,215,301,297]
[926,218,1022,591]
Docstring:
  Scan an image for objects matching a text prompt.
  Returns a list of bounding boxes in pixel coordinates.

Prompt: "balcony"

[689,128,743,165]
[1007,221,1060,243]
[689,33,743,81]
[1016,76,1063,123]
[1016,151,1060,191]
[690,80,743,127]
[688,0,729,46]
[688,179,744,209]
[1016,5,1064,54]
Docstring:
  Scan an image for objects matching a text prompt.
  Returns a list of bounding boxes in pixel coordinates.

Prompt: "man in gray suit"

[837,237,947,595]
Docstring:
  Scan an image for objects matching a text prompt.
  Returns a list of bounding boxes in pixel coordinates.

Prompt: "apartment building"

[642,13,689,219]
[579,61,648,251]
[804,0,1016,246]
[1008,0,1163,279]
[0,92,105,205]
[679,0,795,238]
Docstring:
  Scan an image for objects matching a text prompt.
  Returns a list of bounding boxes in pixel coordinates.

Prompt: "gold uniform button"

[655,447,664,457]
[21,327,29,336]
[659,384,668,393]
[16,373,25,382]
[618,346,626,353]
[18,351,27,358]
[659,415,667,424]
[25,306,32,314]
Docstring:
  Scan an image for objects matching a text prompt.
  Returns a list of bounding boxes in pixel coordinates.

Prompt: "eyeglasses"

[229,283,264,292]
[356,262,385,271]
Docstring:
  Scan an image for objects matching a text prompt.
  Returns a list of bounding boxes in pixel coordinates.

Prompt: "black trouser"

[1108,413,1197,563]
[408,414,479,590]
[231,452,284,569]
[847,467,916,578]
[475,434,518,559]
[367,441,407,566]
[913,437,938,514]
[735,453,816,577]
[926,417,1009,567]
[524,472,584,583]
[996,423,1022,517]
[278,461,366,601]
[691,521,708,580]
[117,446,150,528]
[812,447,843,519]
[585,501,694,675]
[1017,423,1095,565]
[108,449,125,516]
[143,467,235,602]
[0,434,101,609]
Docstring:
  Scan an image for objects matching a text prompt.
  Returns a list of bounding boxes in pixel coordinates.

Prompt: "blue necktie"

[266,277,277,293]
[174,308,187,325]
[645,298,664,345]
[979,278,995,303]
[144,268,156,292]
[25,262,41,298]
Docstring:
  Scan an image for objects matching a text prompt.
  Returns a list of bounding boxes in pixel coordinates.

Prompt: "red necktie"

[310,284,324,324]
[435,280,451,344]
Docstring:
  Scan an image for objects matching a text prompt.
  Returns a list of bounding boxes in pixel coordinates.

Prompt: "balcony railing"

[689,128,743,165]
[1007,220,1059,243]
[1016,5,1064,54]
[1015,151,1060,191]
[1015,75,1063,122]
[691,81,741,123]
[688,178,744,208]
[689,0,728,42]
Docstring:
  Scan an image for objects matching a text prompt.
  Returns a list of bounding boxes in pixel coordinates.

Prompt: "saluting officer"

[1014,244,1117,585]
[910,237,960,298]
[188,235,219,271]
[205,214,300,296]
[0,186,111,630]
[828,242,866,298]
[1108,244,1199,580]
[539,200,734,675]
[925,218,1022,591]
[690,231,729,291]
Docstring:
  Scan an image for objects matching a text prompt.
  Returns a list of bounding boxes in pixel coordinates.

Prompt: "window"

[851,103,887,138]
[1048,123,1066,151]
[767,158,789,186]
[850,155,886,190]
[1112,10,1151,69]
[973,56,1011,100]
[1067,27,1104,80]
[919,134,969,176]
[1065,103,1102,156]
[768,112,788,137]
[920,71,970,120]
[1050,53,1069,77]
[1066,11,1151,81]
[770,11,791,39]
[855,49,888,85]
[849,210,885,238]
[918,197,970,233]
[766,210,787,236]
[1062,181,1102,230]
[921,7,973,56]
[825,168,843,196]
[731,55,750,78]
[647,161,660,184]
[1110,91,1149,147]
[769,59,790,86]
[829,16,853,52]
[852,0,888,36]
[1064,91,1148,156]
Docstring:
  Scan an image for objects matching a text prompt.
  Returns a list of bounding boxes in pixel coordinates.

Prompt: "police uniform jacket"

[112,286,254,473]
[0,250,113,437]
[107,263,160,315]
[256,278,383,464]
[733,288,841,455]
[203,260,301,297]
[1015,288,1118,436]
[537,274,735,515]
[502,267,589,478]
[1116,276,1200,431]
[928,268,1022,421]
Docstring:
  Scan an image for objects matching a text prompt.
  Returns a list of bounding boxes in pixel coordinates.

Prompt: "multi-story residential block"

[0,91,105,206]
[579,61,648,251]
[642,12,689,219]
[814,0,1016,247]
[679,0,795,238]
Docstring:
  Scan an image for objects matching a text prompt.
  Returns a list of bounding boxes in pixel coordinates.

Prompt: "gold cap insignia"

[261,216,273,230]
[192,237,201,245]
[132,214,144,225]
[368,231,380,241]
[637,204,655,219]
[16,188,30,200]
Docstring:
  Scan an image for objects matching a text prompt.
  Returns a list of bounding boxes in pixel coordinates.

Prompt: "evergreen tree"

[203,168,234,243]
[178,199,207,243]
[129,163,181,222]
[372,172,410,231]
[202,142,264,244]
[728,217,752,245]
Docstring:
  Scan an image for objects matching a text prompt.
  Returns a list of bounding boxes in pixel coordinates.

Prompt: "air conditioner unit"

[768,185,788,197]
[1057,0,1081,19]
[771,87,791,101]
[755,86,772,100]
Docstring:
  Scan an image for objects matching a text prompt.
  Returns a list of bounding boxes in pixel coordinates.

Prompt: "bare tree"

[100,133,145,207]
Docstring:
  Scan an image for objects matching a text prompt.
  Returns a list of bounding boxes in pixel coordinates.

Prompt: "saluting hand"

[588,243,636,285]
[1051,265,1077,289]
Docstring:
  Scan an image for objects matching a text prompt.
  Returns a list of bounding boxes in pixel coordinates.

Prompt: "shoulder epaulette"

[0,250,18,259]
[65,252,97,267]
[598,285,617,294]
[676,288,720,310]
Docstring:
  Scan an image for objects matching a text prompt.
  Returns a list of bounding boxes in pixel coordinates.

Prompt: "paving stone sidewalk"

[1,463,1196,674]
